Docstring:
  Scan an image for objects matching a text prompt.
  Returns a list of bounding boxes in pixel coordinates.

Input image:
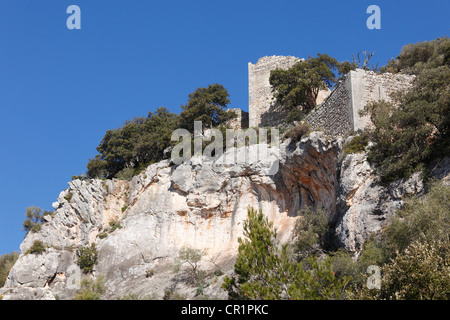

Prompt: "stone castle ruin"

[235,55,414,136]
[248,56,330,128]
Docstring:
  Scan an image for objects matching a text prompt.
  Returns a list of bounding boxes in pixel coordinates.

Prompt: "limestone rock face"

[334,152,424,251]
[2,133,443,300]
[1,133,342,299]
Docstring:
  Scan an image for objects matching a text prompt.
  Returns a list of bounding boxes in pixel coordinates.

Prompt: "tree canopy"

[269,53,355,121]
[87,107,179,179]
[179,83,235,131]
[22,206,53,234]
[0,252,19,287]
[86,84,236,180]
[363,37,450,183]
[222,207,351,300]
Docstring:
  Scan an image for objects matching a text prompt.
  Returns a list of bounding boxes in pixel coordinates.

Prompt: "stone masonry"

[306,69,415,136]
[226,108,249,129]
[246,55,415,136]
[248,56,301,128]
[348,69,415,132]
[248,55,330,128]
[305,74,353,136]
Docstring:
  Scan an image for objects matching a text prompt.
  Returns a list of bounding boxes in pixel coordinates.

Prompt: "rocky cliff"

[1,133,446,300]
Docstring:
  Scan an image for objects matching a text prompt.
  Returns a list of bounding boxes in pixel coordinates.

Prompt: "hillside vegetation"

[224,180,449,300]
[85,84,235,180]
[364,37,450,183]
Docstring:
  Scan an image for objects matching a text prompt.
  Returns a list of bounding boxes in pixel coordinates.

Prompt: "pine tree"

[223,207,351,300]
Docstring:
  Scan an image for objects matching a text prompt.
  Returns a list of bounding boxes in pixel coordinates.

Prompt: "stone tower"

[248,55,330,128]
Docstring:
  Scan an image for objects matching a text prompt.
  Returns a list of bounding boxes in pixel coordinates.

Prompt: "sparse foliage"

[76,244,98,274]
[363,37,450,183]
[351,51,376,71]
[163,288,187,300]
[385,180,450,254]
[294,206,329,259]
[25,240,46,255]
[74,275,106,300]
[174,247,206,286]
[284,122,311,142]
[351,180,450,299]
[22,206,52,234]
[344,134,369,154]
[0,252,19,287]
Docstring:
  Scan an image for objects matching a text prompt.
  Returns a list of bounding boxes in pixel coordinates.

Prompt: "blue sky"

[0,0,448,256]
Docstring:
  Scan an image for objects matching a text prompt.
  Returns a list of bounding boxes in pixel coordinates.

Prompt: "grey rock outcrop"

[334,151,424,252]
[1,133,342,300]
[2,133,442,300]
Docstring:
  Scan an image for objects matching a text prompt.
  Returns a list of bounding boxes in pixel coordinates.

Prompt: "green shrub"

[76,244,98,274]
[380,240,449,300]
[364,38,450,184]
[109,220,123,232]
[284,122,311,142]
[330,249,358,279]
[115,167,135,181]
[346,180,450,298]
[223,207,351,300]
[72,175,88,181]
[118,292,157,300]
[212,268,224,277]
[25,240,46,255]
[357,238,389,270]
[22,206,50,235]
[382,37,449,75]
[74,275,106,300]
[294,206,329,257]
[173,247,206,286]
[330,238,389,289]
[145,269,154,278]
[0,252,19,287]
[344,134,369,154]
[163,289,187,300]
[64,192,73,202]
[196,283,208,296]
[385,180,450,254]
[355,240,450,300]
[41,210,55,220]
[98,232,108,239]
[30,224,42,233]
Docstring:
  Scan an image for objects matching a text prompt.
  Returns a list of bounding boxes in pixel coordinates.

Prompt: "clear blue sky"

[0,0,448,256]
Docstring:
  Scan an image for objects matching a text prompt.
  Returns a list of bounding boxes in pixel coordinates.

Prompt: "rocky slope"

[1,132,446,300]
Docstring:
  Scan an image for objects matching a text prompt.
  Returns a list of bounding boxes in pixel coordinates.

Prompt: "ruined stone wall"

[350,69,415,131]
[248,55,332,128]
[305,69,415,136]
[227,108,249,129]
[248,55,415,136]
[306,74,353,136]
[248,56,301,128]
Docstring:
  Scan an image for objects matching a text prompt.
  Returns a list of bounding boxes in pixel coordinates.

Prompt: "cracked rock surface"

[2,133,447,300]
